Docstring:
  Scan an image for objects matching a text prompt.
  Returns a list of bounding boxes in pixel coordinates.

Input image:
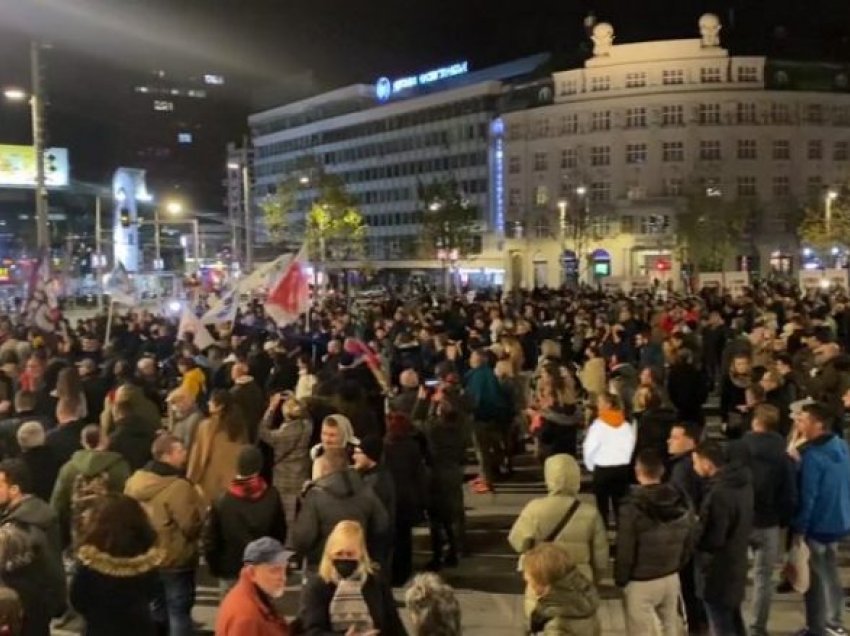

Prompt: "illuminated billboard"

[0,145,70,188]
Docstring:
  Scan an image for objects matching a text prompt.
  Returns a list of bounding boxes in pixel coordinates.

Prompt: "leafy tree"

[417,179,479,259]
[259,178,297,247]
[798,185,850,252]
[676,193,756,272]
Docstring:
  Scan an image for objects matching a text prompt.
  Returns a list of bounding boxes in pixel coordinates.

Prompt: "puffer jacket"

[124,461,206,569]
[509,454,609,590]
[792,433,850,543]
[528,566,600,636]
[291,467,390,566]
[614,483,696,587]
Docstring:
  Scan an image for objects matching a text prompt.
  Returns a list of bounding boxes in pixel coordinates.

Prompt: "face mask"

[333,558,358,579]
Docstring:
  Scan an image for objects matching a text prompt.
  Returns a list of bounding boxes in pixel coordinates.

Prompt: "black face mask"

[333,558,358,579]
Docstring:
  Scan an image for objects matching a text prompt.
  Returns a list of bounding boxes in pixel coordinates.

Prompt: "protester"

[50,424,130,549]
[166,387,203,451]
[292,447,390,568]
[124,434,206,636]
[521,542,600,636]
[298,520,407,635]
[216,537,292,636]
[405,573,461,636]
[69,494,162,636]
[203,446,287,595]
[45,397,87,467]
[582,392,635,527]
[16,422,59,503]
[109,397,156,471]
[692,440,753,636]
[790,402,850,636]
[230,361,266,442]
[352,434,396,570]
[615,449,696,634]
[186,389,248,504]
[309,414,358,475]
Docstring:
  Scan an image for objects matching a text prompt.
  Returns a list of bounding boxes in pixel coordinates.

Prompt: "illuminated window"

[535,185,549,206]
[153,100,174,112]
[204,74,225,85]
[177,132,193,144]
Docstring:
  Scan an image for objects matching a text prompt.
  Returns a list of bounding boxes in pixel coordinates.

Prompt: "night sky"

[0,0,848,206]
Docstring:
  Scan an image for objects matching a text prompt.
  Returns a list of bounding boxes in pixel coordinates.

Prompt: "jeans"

[703,601,746,636]
[805,538,845,634]
[749,526,780,635]
[151,569,196,636]
[623,573,683,635]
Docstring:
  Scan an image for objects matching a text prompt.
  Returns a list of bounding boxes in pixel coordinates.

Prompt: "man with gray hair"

[17,421,60,502]
[167,387,203,451]
[405,573,461,636]
[390,369,420,417]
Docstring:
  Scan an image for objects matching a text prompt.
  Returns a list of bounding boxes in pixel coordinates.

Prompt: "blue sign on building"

[375,61,469,101]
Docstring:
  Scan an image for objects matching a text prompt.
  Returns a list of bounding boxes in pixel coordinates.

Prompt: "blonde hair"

[540,339,561,360]
[282,397,304,420]
[522,542,572,588]
[318,520,375,583]
[494,359,514,379]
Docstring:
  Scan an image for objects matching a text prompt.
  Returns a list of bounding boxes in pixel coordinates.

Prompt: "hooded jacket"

[1,496,67,627]
[729,430,797,528]
[70,544,162,636]
[614,483,696,586]
[99,383,161,437]
[124,461,206,569]
[291,467,390,566]
[464,365,511,423]
[582,410,635,471]
[509,455,609,587]
[528,566,600,636]
[696,463,754,607]
[109,414,156,472]
[792,433,850,543]
[202,475,287,579]
[50,449,130,546]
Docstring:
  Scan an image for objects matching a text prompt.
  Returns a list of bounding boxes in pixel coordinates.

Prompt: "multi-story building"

[249,55,548,285]
[496,13,850,288]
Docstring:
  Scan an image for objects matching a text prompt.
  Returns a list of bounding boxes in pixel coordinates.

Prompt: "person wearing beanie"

[353,435,396,572]
[203,445,287,596]
[17,421,60,503]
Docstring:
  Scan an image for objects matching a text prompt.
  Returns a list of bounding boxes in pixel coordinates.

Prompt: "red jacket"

[215,568,290,636]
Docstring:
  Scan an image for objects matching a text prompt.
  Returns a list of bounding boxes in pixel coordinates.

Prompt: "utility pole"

[95,196,103,311]
[242,142,254,272]
[30,41,48,253]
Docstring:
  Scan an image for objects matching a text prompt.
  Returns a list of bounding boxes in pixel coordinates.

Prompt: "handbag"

[783,537,811,593]
[517,499,582,571]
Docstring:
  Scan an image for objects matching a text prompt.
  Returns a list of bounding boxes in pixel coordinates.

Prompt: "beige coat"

[578,358,607,399]
[186,417,246,505]
[508,454,608,620]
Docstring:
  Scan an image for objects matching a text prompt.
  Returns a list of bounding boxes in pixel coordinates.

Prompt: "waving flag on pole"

[265,247,310,327]
[178,306,216,351]
[239,253,292,294]
[23,256,59,333]
[104,261,136,305]
[201,286,239,325]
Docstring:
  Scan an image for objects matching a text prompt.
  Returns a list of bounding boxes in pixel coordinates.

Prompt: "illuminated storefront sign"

[0,145,69,188]
[375,61,469,101]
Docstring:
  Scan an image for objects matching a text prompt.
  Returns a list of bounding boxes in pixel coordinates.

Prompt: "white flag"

[201,287,239,325]
[104,261,136,305]
[265,247,310,327]
[178,307,216,351]
[239,253,292,293]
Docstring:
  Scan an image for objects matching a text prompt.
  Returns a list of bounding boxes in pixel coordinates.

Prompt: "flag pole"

[104,299,115,346]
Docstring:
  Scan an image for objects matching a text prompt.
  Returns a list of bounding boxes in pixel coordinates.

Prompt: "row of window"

[518,213,671,239]
[512,138,850,172]
[509,174,832,207]
[560,65,761,96]
[351,178,488,207]
[511,103,850,139]
[256,150,488,181]
[253,96,494,150]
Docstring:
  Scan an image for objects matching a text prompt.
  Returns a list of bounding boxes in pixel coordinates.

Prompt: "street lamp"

[227,152,253,272]
[826,189,839,237]
[3,87,26,102]
[165,200,183,216]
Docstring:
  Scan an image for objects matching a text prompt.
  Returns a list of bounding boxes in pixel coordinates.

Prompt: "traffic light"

[120,208,131,228]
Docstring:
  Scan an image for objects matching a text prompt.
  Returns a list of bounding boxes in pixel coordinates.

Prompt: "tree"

[676,193,757,272]
[417,179,479,258]
[798,185,850,252]
[259,162,367,263]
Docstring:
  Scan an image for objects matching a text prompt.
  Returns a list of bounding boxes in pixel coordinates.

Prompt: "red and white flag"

[265,247,310,327]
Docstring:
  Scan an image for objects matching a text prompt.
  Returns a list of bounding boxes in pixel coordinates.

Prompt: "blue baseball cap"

[242,537,293,566]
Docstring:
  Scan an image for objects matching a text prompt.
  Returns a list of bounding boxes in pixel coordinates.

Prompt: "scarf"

[228,474,268,501]
[328,573,373,633]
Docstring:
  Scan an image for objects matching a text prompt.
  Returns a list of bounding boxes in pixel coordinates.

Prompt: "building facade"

[498,14,850,288]
[249,55,549,286]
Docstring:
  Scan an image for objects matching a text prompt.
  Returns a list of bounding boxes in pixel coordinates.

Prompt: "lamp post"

[826,189,838,237]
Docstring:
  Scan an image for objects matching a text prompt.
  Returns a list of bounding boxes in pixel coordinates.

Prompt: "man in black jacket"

[728,403,796,636]
[203,446,287,597]
[692,440,754,636]
[353,435,396,571]
[616,449,696,635]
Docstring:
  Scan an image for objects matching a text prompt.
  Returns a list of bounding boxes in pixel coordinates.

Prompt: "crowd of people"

[0,283,844,635]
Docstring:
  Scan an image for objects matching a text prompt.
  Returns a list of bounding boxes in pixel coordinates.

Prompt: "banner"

[104,261,136,305]
[177,307,216,351]
[201,286,239,325]
[600,277,624,293]
[824,268,849,290]
[697,272,724,290]
[265,247,310,327]
[629,276,651,293]
[799,270,824,291]
[723,271,750,297]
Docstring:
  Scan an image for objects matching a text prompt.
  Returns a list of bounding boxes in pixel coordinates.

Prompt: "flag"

[239,253,292,294]
[201,286,239,325]
[177,307,216,351]
[265,247,310,327]
[104,261,136,305]
[23,257,59,333]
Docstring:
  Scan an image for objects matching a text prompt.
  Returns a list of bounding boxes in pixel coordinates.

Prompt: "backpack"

[70,471,111,548]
